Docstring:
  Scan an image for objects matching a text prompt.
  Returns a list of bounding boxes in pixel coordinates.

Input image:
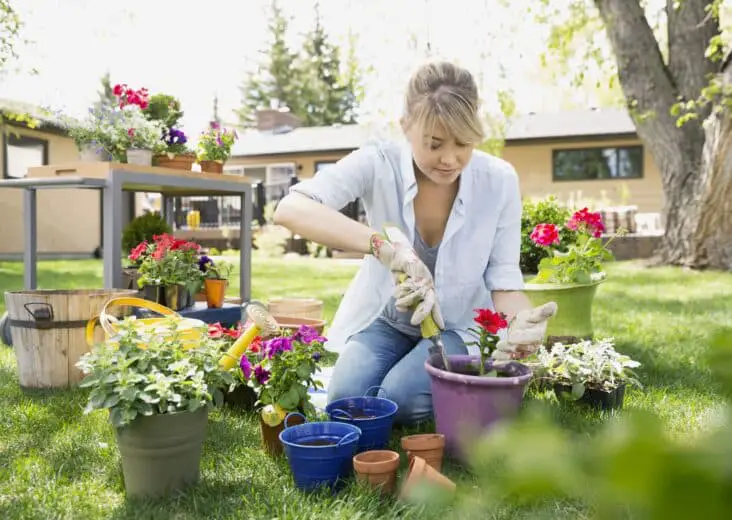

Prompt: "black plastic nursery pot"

[115,407,209,498]
[224,384,257,410]
[554,383,626,411]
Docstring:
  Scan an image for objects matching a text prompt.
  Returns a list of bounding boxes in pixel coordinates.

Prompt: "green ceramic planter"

[522,279,604,345]
[115,407,208,498]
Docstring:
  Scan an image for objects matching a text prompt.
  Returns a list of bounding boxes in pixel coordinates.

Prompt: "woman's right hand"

[370,226,445,330]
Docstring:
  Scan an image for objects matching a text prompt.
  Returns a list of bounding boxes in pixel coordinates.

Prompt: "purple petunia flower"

[312,352,321,362]
[293,325,326,345]
[239,355,252,380]
[264,336,293,358]
[165,127,188,146]
[198,255,213,272]
[254,364,270,385]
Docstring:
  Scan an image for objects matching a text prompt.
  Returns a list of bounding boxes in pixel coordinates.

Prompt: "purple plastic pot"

[425,353,533,459]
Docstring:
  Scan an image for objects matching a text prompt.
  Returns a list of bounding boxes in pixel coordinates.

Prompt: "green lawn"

[1,257,731,519]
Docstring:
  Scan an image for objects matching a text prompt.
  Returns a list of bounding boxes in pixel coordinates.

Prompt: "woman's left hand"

[493,302,558,359]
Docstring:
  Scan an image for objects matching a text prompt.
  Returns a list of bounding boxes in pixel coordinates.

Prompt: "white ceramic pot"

[126,148,154,166]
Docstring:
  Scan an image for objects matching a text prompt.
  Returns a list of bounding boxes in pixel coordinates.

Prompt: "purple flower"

[239,355,252,379]
[312,352,321,362]
[264,336,293,358]
[254,364,270,385]
[165,127,187,146]
[198,255,213,272]
[293,325,326,345]
[210,121,220,130]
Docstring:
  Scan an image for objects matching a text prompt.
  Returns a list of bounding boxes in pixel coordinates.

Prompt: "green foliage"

[0,0,21,72]
[202,259,233,281]
[244,327,325,417]
[533,232,616,285]
[92,71,117,112]
[121,211,172,254]
[196,124,238,162]
[534,337,642,397]
[520,196,576,274]
[236,0,363,128]
[76,318,235,428]
[143,93,184,129]
[136,238,204,293]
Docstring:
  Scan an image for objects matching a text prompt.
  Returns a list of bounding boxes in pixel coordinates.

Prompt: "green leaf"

[102,394,120,409]
[278,386,301,410]
[296,362,312,380]
[571,383,586,400]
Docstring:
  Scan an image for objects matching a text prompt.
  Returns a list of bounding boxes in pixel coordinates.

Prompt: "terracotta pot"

[400,433,445,471]
[271,315,326,335]
[204,279,227,308]
[353,450,400,495]
[399,455,456,501]
[200,160,224,174]
[260,413,305,456]
[155,153,196,171]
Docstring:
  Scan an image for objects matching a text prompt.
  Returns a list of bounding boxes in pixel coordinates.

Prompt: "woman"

[273,61,556,425]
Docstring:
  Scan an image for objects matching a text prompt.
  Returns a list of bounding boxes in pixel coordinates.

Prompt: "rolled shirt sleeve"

[483,167,525,292]
[289,143,378,211]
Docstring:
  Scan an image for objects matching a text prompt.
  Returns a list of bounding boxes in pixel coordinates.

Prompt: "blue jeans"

[327,317,468,426]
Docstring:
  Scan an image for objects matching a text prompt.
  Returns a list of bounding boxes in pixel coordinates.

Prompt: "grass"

[1,256,731,519]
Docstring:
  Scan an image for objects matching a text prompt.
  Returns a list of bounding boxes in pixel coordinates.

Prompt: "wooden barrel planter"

[3,288,138,390]
[266,298,324,320]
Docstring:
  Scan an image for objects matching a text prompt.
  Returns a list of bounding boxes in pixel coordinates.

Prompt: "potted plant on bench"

[76,317,234,498]
[196,122,239,174]
[534,337,642,411]
[198,256,233,309]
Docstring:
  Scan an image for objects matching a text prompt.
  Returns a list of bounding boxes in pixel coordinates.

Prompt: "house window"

[552,146,643,181]
[3,134,49,179]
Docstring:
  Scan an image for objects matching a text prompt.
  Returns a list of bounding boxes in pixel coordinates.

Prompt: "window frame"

[2,133,50,179]
[551,145,644,182]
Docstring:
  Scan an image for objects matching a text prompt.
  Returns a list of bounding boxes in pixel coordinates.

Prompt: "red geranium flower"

[473,308,508,335]
[530,223,560,247]
[567,207,605,238]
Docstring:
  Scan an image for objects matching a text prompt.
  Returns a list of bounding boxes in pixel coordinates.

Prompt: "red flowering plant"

[530,207,623,285]
[467,308,509,376]
[135,234,204,294]
[239,325,326,426]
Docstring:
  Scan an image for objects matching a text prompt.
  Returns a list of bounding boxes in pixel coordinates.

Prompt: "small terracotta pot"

[259,413,305,456]
[400,433,445,471]
[200,160,224,174]
[399,455,456,501]
[353,450,400,495]
[204,279,227,308]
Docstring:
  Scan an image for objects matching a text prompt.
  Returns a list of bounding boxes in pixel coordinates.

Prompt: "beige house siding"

[225,151,347,180]
[0,126,100,257]
[501,137,664,213]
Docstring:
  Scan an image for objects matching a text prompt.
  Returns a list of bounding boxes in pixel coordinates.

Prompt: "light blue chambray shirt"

[289,138,525,353]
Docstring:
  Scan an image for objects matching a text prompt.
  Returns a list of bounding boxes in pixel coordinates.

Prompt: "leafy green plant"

[535,337,642,398]
[76,318,235,428]
[201,259,233,281]
[240,325,326,421]
[143,93,183,129]
[136,234,204,294]
[196,122,239,163]
[122,212,172,258]
[520,196,577,274]
[529,207,620,285]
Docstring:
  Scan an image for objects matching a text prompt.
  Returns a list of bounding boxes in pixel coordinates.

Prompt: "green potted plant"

[522,207,624,344]
[196,122,239,174]
[241,325,326,455]
[155,127,197,170]
[136,233,204,310]
[534,337,642,410]
[198,256,233,308]
[520,195,577,276]
[143,93,184,129]
[76,317,234,498]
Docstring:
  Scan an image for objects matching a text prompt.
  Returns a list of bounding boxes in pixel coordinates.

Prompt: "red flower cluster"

[128,241,149,262]
[473,308,509,335]
[530,223,560,247]
[208,322,243,340]
[149,233,200,260]
[113,83,149,110]
[566,207,605,238]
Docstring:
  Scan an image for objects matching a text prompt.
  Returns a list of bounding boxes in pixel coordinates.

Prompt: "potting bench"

[0,162,255,343]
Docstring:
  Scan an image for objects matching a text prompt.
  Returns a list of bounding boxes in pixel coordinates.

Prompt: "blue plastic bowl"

[325,386,398,452]
[279,413,362,492]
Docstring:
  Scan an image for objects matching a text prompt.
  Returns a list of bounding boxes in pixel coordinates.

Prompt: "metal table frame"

[0,168,253,302]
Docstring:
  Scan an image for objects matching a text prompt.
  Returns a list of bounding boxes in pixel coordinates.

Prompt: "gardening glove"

[492,302,558,361]
[369,225,445,330]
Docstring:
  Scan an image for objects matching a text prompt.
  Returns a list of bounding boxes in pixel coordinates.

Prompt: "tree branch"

[667,0,719,104]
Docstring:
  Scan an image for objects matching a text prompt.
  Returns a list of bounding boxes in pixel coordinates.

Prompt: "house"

[0,101,663,258]
[0,99,101,259]
[225,107,663,216]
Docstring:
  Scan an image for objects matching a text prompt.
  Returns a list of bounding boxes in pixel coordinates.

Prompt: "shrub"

[122,211,172,255]
[520,195,577,274]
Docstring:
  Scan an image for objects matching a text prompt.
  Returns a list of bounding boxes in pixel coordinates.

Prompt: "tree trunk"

[594,0,730,269]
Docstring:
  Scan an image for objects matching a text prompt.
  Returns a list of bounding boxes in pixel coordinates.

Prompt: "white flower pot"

[78,144,111,162]
[126,148,153,166]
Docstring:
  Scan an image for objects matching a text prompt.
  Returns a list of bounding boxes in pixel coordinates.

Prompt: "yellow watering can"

[218,301,280,370]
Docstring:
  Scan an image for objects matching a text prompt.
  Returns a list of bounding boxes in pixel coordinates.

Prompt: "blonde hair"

[403,61,484,145]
